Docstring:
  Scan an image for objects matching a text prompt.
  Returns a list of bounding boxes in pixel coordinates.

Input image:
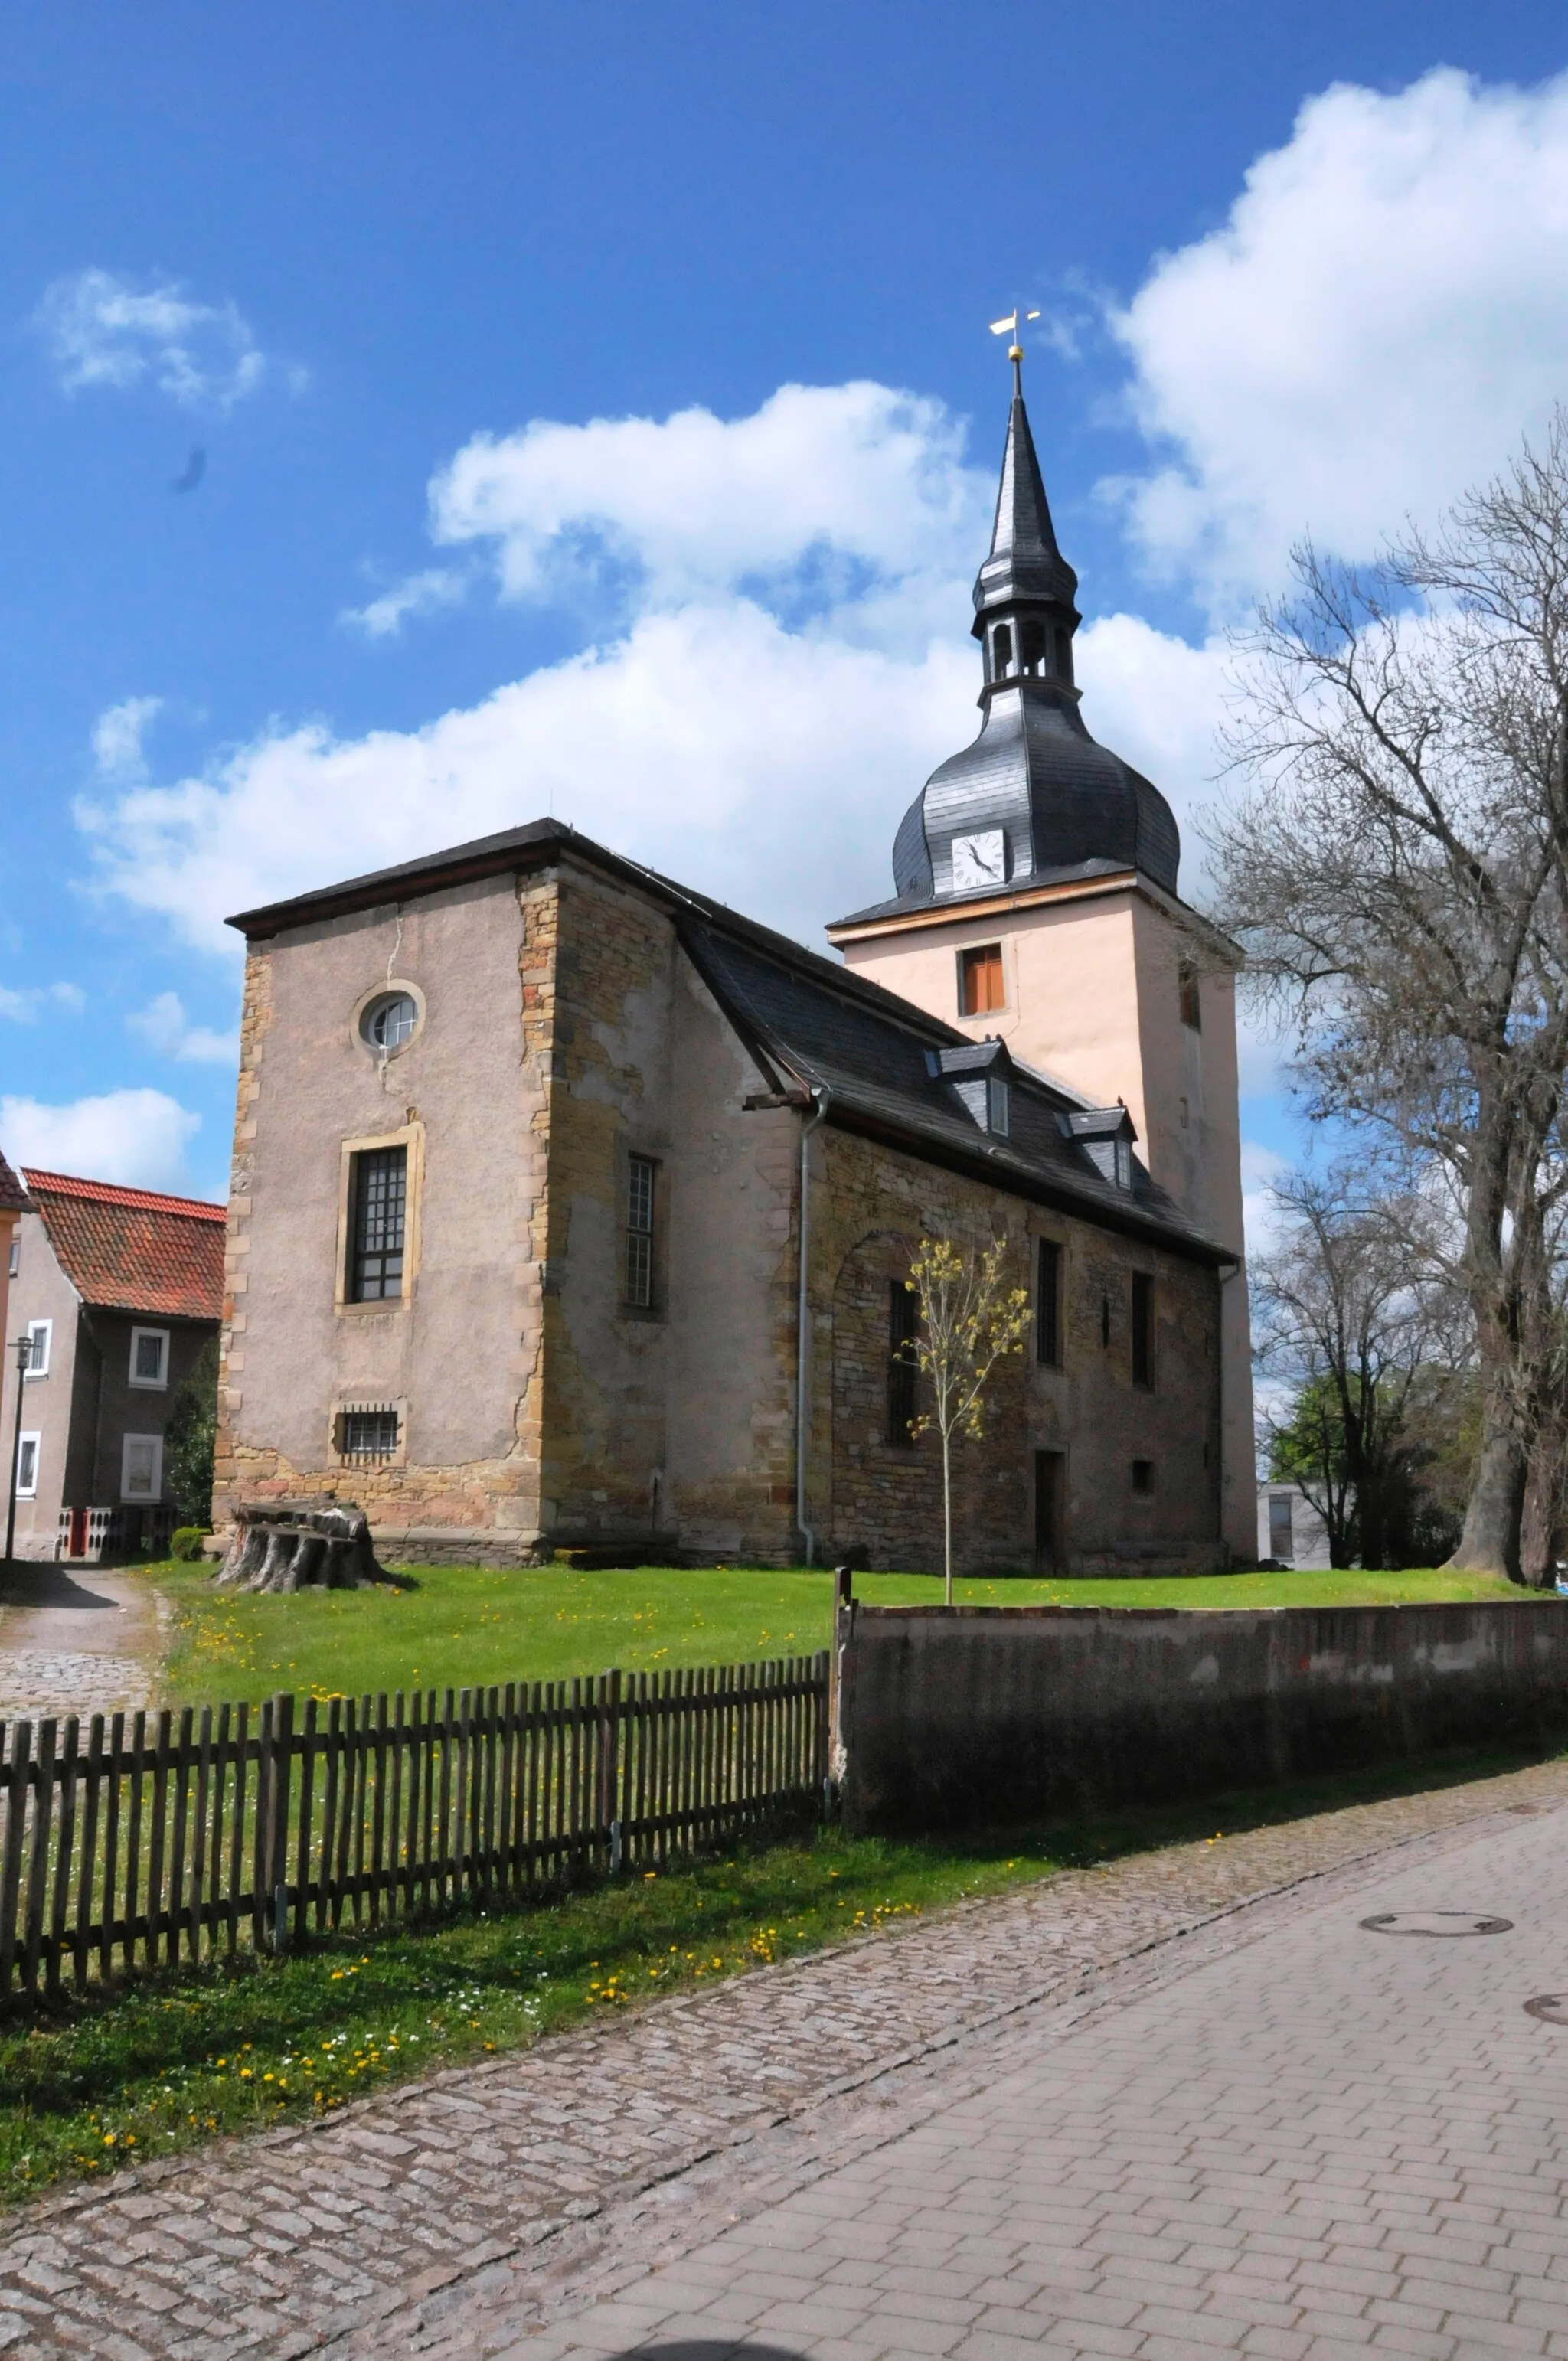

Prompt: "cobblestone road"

[0,1569,163,1720]
[3,1759,1567,2359]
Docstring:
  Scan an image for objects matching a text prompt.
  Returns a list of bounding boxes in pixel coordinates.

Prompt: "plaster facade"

[0,1207,217,1558]
[829,872,1254,1560]
[217,838,1227,1576]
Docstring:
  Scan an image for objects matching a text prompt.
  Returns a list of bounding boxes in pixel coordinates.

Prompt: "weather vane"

[990,307,1040,391]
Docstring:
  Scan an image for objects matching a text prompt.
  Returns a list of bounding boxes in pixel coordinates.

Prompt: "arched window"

[1054,627,1073,683]
[1019,621,1046,676]
[991,623,1013,678]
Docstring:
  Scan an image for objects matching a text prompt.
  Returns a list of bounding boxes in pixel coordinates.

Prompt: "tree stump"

[213,1502,396,1592]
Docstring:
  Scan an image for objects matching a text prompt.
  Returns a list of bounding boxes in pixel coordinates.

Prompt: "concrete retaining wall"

[835,1598,1568,1831]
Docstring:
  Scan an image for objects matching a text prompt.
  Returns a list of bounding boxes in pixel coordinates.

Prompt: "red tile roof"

[22,1169,226,1321]
[0,1151,30,1214]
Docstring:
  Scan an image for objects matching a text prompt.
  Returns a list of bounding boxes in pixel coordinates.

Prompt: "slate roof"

[23,1171,227,1321]
[226,818,1227,1265]
[0,1150,31,1215]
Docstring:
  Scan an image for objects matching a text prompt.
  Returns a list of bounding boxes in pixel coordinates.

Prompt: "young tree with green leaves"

[164,1337,220,1530]
[902,1235,1032,1604]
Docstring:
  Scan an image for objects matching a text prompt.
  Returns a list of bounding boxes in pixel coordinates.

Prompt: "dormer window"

[991,622,1013,678]
[928,1040,1015,1139]
[1061,1105,1138,1190]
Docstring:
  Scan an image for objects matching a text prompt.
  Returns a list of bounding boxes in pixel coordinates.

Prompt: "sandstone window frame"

[351,977,427,1064]
[619,1146,665,1321]
[331,1395,409,1468]
[335,1121,424,1316]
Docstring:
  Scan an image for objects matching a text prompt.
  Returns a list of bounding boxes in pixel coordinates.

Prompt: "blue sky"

[4,4,1568,1221]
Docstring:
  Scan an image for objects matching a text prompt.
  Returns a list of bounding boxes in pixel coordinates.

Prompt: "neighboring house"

[0,1171,225,1561]
[0,1149,29,1364]
[214,374,1253,1576]
[1256,1481,1334,1570]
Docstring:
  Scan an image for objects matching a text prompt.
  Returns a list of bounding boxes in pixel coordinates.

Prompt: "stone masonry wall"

[816,1128,1223,1576]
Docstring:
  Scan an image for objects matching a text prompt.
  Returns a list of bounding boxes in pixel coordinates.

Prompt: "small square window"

[15,1432,39,1496]
[959,945,1004,1017]
[1132,1458,1155,1494]
[129,1327,169,1389]
[340,1409,399,1460]
[24,1318,50,1376]
[121,1433,163,1504]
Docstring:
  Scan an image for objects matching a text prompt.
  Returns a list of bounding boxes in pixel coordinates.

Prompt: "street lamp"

[5,1331,32,1567]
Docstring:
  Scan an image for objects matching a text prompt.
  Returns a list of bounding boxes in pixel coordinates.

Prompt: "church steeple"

[972,379,1081,694]
[868,367,1181,909]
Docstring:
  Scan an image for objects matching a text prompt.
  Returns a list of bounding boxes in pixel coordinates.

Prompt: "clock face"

[951,830,1006,892]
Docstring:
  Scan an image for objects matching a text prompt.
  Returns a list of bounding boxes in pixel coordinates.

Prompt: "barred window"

[1035,1239,1061,1367]
[350,1145,407,1302]
[341,1409,399,1460]
[888,1281,919,1445]
[1131,1272,1155,1389]
[626,1154,657,1310]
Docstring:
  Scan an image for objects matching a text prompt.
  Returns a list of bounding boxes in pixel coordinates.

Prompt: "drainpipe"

[795,1086,828,1568]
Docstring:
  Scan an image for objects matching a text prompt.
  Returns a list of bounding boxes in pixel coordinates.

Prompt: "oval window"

[361,991,419,1052]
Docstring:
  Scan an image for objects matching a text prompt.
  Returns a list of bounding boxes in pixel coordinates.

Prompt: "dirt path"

[0,1563,167,1720]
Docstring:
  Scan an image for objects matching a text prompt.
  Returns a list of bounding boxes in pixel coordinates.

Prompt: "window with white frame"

[121,1433,163,1504]
[129,1327,170,1389]
[15,1432,39,1496]
[7,1236,17,1277]
[24,1318,50,1376]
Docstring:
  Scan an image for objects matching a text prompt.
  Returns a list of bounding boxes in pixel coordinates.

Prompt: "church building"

[213,372,1253,1573]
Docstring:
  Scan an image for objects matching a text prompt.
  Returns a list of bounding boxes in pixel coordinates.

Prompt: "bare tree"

[1209,415,1568,1579]
[1253,1171,1470,1568]
[903,1235,1031,1604]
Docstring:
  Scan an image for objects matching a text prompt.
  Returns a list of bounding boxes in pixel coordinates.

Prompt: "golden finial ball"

[1008,345,1024,361]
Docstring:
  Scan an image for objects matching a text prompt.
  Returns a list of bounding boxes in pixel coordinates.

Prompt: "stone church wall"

[817,1129,1223,1577]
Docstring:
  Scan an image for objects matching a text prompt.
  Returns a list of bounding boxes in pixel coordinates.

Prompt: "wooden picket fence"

[0,1655,830,2000]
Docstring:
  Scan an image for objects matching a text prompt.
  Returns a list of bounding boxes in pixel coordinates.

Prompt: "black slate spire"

[864,369,1181,915]
[972,389,1080,629]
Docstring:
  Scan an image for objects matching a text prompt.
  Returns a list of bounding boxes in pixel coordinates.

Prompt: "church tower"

[827,359,1256,1561]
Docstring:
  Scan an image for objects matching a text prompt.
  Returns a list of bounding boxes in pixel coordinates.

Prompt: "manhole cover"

[1361,1910,1514,1936]
[1525,1994,1568,2023]
[1361,1909,1514,1937]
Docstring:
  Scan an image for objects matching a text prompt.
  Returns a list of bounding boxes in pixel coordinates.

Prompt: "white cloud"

[93,695,163,782]
[430,381,989,623]
[0,982,85,1022]
[127,991,237,1065]
[0,1089,201,1191]
[341,568,467,640]
[82,599,975,956]
[1109,67,1568,600]
[35,269,268,410]
[80,380,1245,960]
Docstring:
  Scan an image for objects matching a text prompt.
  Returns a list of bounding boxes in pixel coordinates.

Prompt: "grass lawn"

[0,1741,1547,2209]
[147,1560,1528,1711]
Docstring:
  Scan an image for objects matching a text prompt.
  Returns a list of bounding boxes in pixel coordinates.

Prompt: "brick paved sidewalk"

[2,1757,1566,2358]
